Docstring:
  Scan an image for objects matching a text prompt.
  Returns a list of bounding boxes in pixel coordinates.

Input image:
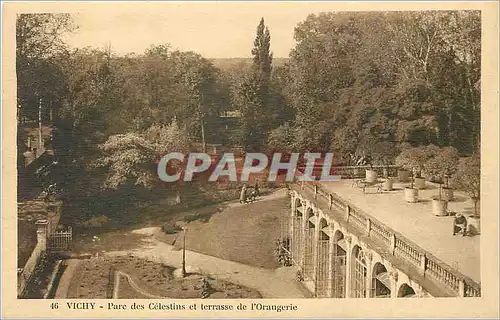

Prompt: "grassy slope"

[173,192,289,269]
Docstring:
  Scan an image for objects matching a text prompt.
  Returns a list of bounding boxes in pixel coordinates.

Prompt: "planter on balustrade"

[383,178,393,191]
[404,187,418,203]
[365,169,378,183]
[442,187,454,201]
[431,197,448,216]
[414,177,426,189]
[398,169,409,182]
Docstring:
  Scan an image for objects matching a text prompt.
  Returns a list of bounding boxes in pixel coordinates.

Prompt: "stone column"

[344,235,352,298]
[312,211,320,296]
[389,270,399,298]
[300,202,308,268]
[327,230,335,297]
[290,196,295,262]
[36,219,49,252]
[365,251,373,298]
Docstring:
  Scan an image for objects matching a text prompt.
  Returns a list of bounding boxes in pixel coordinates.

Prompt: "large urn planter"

[398,169,409,182]
[442,188,454,201]
[467,215,481,235]
[383,178,393,191]
[414,177,426,189]
[404,187,418,203]
[365,169,378,183]
[431,197,448,216]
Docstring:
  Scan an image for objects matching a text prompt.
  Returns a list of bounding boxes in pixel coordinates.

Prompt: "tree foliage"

[96,119,190,189]
[278,11,480,158]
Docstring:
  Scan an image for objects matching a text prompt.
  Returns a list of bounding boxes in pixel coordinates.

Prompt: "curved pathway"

[113,270,166,299]
[106,238,308,298]
[54,259,81,298]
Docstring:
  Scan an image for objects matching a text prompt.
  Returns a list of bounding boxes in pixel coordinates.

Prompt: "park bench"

[351,179,383,194]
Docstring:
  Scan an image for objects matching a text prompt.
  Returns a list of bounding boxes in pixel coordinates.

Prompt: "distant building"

[18,123,53,167]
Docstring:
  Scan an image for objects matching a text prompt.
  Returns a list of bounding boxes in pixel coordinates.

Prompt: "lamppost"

[182,226,187,277]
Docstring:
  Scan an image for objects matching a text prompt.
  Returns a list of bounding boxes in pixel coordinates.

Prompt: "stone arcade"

[287,182,481,298]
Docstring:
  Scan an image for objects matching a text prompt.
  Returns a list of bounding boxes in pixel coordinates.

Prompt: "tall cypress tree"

[251,18,273,82]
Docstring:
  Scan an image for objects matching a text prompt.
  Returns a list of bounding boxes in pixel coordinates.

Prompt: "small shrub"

[198,212,213,223]
[183,214,199,223]
[162,222,181,234]
[82,215,110,228]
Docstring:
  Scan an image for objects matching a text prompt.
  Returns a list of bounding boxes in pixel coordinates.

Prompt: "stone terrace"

[321,179,480,283]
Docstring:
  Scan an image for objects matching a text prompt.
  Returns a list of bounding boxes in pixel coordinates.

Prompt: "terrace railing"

[331,165,400,179]
[295,180,481,298]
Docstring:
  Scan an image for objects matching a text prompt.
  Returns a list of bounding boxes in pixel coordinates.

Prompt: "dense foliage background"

[17,11,481,216]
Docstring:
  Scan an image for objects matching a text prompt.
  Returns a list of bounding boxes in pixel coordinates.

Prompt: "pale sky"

[60,2,345,58]
[45,2,481,58]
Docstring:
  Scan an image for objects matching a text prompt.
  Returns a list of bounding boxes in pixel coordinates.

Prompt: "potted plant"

[425,147,460,204]
[355,137,378,183]
[346,152,362,178]
[365,156,378,183]
[372,141,397,191]
[395,145,439,202]
[452,153,480,234]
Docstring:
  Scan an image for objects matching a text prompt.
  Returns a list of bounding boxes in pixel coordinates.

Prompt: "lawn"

[171,190,290,269]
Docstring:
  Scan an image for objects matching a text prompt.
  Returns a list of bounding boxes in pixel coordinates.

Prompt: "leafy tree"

[96,118,190,190]
[16,13,76,120]
[452,153,480,216]
[395,144,440,187]
[233,18,275,151]
[274,11,480,160]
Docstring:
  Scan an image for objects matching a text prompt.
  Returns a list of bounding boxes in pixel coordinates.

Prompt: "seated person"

[453,213,468,236]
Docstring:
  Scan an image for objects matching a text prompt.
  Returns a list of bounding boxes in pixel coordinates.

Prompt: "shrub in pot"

[396,144,439,194]
[365,167,378,183]
[404,187,418,203]
[383,178,394,191]
[414,177,426,189]
[425,146,460,203]
[452,153,480,233]
[398,169,410,182]
[370,140,398,183]
[431,196,448,216]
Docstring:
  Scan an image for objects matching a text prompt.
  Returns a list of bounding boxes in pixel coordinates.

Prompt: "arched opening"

[351,245,367,298]
[371,262,391,298]
[303,208,315,280]
[332,230,346,298]
[316,218,330,297]
[292,198,304,265]
[397,284,416,298]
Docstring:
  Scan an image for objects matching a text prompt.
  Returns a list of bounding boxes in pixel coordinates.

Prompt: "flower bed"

[67,256,261,299]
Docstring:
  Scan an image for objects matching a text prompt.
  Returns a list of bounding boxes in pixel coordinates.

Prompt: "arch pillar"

[312,209,320,296]
[389,270,399,298]
[344,235,353,298]
[327,229,336,297]
[365,251,373,298]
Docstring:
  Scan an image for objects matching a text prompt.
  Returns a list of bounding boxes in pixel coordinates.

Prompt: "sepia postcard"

[2,1,499,319]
